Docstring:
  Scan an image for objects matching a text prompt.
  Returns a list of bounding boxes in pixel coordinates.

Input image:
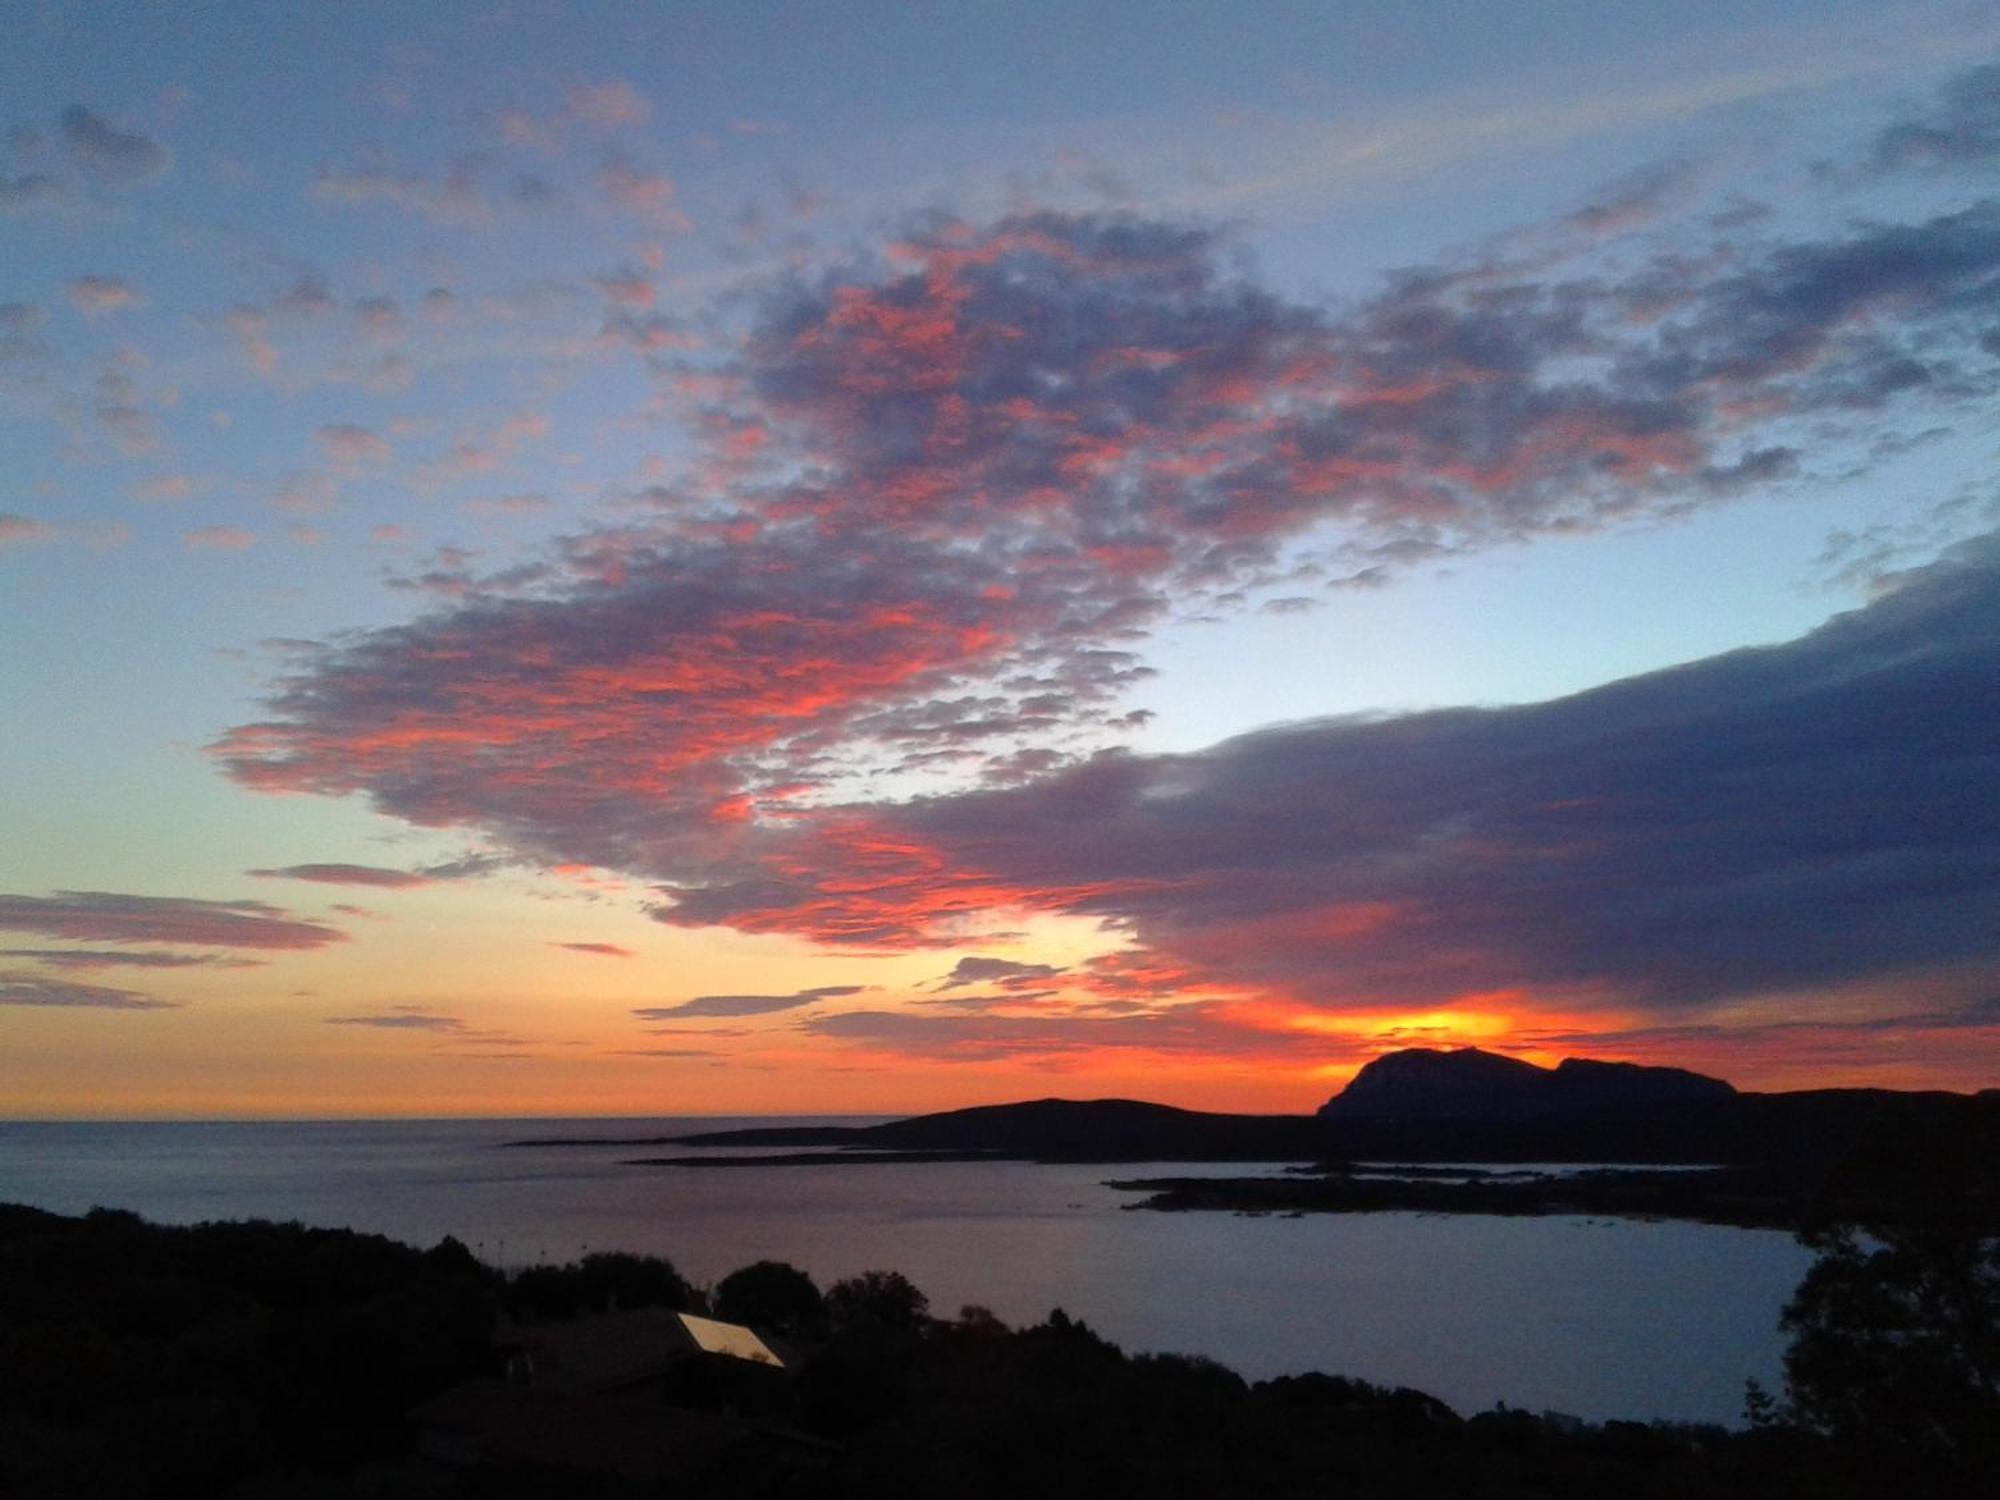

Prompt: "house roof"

[497,1304,785,1393]
[677,1311,783,1366]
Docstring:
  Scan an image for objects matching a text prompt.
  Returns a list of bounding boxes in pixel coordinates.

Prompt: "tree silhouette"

[506,1249,693,1318]
[1772,1104,2000,1492]
[1778,1223,1998,1473]
[826,1269,929,1330]
[714,1259,826,1337]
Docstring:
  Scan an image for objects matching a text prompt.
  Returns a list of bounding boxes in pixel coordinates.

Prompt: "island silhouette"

[504,1047,1998,1234]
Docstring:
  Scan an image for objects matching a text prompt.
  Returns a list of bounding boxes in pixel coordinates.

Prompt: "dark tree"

[506,1250,693,1318]
[825,1269,929,1330]
[1779,1223,1998,1473]
[713,1259,826,1338]
[1772,1105,2000,1494]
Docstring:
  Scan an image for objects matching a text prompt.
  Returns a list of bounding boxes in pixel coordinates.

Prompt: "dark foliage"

[0,1203,497,1498]
[713,1261,827,1339]
[740,1305,1867,1500]
[5,1201,1985,1498]
[506,1250,694,1320]
[1780,1227,1998,1464]
[1768,1111,2000,1496]
[824,1270,929,1331]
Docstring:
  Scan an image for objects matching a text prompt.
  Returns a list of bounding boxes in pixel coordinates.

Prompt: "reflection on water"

[0,1118,1811,1424]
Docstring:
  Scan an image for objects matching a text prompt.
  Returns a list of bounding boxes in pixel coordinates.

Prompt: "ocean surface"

[0,1117,1814,1425]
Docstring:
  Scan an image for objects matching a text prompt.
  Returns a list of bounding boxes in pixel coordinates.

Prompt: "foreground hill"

[3,1202,1990,1498]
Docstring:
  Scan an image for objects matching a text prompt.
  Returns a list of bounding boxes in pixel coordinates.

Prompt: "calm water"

[0,1118,1813,1425]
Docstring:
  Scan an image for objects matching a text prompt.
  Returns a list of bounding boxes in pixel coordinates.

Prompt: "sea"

[0,1117,1814,1427]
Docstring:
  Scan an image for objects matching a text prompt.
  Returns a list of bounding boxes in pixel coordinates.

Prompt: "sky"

[3,1,1998,1118]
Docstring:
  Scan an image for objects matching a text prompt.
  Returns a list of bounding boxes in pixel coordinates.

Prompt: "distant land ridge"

[1318,1046,1736,1123]
[650,1096,1323,1161]
[507,1047,1992,1180]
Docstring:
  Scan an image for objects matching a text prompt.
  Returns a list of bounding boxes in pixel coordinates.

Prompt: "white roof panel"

[676,1312,783,1367]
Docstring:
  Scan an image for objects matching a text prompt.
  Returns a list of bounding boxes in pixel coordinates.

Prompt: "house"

[413,1304,799,1481]
[495,1304,782,1394]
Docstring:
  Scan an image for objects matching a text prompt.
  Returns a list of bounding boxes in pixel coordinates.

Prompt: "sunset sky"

[4,2,1999,1117]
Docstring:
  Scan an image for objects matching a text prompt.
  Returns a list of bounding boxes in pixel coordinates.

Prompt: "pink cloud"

[208,135,2000,1089]
[592,268,654,308]
[184,525,256,552]
[313,157,490,225]
[0,948,261,970]
[134,472,195,501]
[568,80,650,130]
[316,423,391,468]
[597,153,684,226]
[0,890,346,950]
[0,971,181,1010]
[69,275,143,315]
[246,863,432,889]
[0,512,56,548]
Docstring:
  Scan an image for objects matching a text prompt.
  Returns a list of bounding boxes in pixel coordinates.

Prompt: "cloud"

[411,411,547,490]
[0,301,52,383]
[416,852,512,880]
[0,173,65,211]
[247,863,432,889]
[313,155,491,225]
[799,1002,1297,1064]
[0,948,260,970]
[610,1047,720,1058]
[936,956,1066,990]
[223,308,277,375]
[97,404,161,456]
[788,534,2000,1023]
[0,891,346,950]
[184,526,256,552]
[568,80,650,130]
[219,274,334,376]
[326,1011,464,1031]
[316,423,391,467]
[633,985,865,1020]
[59,106,170,185]
[1561,159,1698,235]
[0,512,56,548]
[0,971,181,1010]
[1860,62,2000,175]
[597,152,683,225]
[68,275,142,315]
[324,1007,542,1054]
[212,85,2000,1051]
[498,80,651,148]
[135,473,196,502]
[592,268,654,308]
[353,295,401,336]
[219,156,2000,885]
[551,941,634,957]
[596,310,696,353]
[0,301,46,337]
[464,492,554,518]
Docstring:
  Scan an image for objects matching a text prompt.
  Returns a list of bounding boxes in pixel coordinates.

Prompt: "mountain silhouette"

[1318,1047,1735,1123]
[516,1047,1988,1178]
